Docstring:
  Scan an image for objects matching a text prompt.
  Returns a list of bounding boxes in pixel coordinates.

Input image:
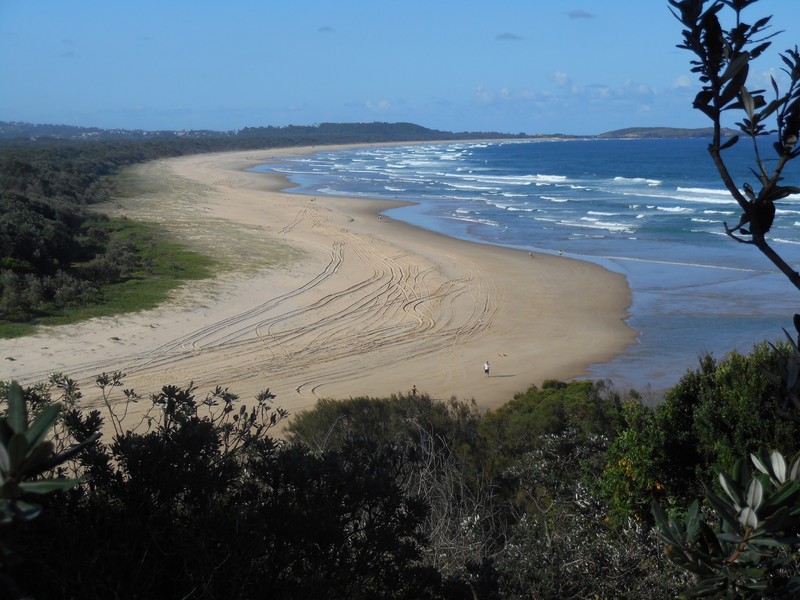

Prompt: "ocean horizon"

[251,138,800,395]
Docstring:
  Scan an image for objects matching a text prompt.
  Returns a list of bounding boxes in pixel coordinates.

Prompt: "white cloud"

[475,85,495,104]
[366,100,391,111]
[672,74,692,89]
[551,71,571,87]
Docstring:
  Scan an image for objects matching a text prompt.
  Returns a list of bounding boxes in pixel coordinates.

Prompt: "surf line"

[597,255,764,273]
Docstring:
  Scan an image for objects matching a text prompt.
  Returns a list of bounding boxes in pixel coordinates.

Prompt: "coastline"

[0,144,636,424]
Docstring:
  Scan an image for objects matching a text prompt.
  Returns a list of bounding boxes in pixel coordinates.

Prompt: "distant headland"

[0,120,735,144]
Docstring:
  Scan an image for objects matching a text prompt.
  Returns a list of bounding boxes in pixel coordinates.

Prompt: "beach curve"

[0,145,637,424]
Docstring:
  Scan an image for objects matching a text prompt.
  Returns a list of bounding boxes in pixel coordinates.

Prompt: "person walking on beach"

[411,385,417,396]
[484,361,490,377]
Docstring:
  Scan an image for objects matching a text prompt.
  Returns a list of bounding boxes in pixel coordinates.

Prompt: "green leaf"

[0,499,41,522]
[706,488,741,531]
[652,500,681,545]
[745,478,764,510]
[770,451,787,483]
[18,441,53,474]
[748,537,789,548]
[719,471,742,504]
[686,499,702,541]
[7,433,28,471]
[741,87,756,118]
[25,402,61,448]
[760,505,791,532]
[720,52,750,84]
[739,505,759,528]
[5,382,27,435]
[686,576,726,596]
[19,479,80,495]
[762,481,800,514]
[0,443,9,475]
[718,532,743,543]
[719,135,739,150]
[752,451,771,477]
[789,454,800,480]
[720,63,750,108]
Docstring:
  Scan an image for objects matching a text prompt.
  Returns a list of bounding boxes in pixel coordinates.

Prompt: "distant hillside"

[597,126,738,139]
[0,121,526,144]
[0,121,743,147]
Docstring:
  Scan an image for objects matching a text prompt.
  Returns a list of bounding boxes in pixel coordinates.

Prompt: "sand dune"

[0,145,636,425]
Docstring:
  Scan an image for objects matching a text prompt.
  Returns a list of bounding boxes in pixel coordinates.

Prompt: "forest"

[4,0,800,596]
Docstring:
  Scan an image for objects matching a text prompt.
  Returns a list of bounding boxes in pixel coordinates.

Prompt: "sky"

[2,0,800,136]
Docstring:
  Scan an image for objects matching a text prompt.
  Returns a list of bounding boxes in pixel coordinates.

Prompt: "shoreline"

[0,144,636,424]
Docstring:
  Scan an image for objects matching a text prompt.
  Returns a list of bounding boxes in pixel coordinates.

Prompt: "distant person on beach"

[411,385,417,396]
[484,361,490,377]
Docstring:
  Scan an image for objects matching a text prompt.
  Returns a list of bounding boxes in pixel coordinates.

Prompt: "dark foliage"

[2,379,444,600]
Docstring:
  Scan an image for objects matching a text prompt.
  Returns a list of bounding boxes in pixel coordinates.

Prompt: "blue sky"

[2,0,799,135]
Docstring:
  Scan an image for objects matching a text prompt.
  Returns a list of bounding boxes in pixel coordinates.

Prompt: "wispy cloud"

[567,10,594,19]
[318,26,333,33]
[672,75,692,89]
[496,32,522,41]
[475,85,495,104]
[550,71,571,87]
[366,99,391,111]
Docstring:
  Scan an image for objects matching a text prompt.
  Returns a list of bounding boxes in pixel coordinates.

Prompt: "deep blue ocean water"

[251,138,800,394]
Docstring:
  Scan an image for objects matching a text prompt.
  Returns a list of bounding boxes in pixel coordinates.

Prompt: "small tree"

[669,0,800,288]
[655,2,800,595]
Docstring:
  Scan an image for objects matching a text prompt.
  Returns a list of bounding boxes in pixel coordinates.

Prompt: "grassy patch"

[0,218,215,338]
[0,322,38,338]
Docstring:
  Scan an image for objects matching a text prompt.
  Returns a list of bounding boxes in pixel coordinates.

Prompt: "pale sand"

[0,145,636,425]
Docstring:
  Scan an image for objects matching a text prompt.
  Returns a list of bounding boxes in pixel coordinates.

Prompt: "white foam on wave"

[614,176,662,186]
[677,186,732,196]
[445,215,500,227]
[624,190,736,205]
[656,206,694,213]
[569,216,636,233]
[533,174,568,183]
[445,172,565,186]
[444,182,501,191]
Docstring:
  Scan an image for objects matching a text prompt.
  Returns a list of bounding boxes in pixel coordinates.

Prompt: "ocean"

[250,137,800,394]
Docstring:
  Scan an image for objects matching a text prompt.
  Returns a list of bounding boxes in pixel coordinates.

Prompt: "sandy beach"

[1,145,636,425]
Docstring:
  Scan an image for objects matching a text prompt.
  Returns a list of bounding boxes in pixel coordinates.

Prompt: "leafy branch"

[669,0,800,289]
[653,450,800,597]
